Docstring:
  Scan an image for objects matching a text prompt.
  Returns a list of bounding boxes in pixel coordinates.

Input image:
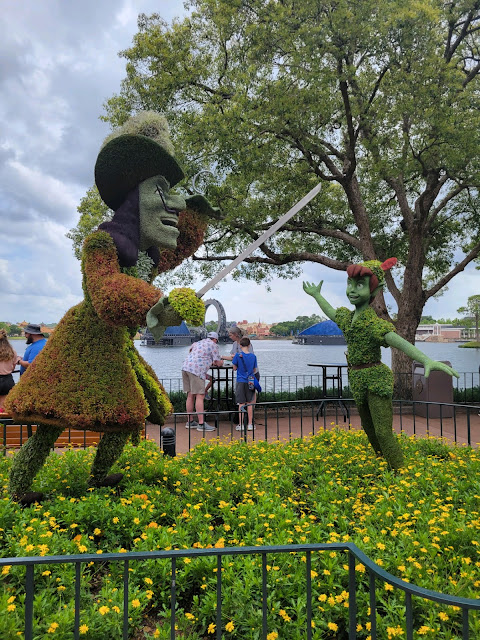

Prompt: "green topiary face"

[346,275,372,309]
[138,175,186,251]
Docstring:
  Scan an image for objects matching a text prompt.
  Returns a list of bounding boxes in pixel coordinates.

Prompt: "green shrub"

[1,434,480,637]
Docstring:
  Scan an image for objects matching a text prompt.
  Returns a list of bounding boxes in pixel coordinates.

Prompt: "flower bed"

[0,432,479,638]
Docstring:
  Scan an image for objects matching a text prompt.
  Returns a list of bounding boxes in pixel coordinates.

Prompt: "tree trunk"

[391,254,425,399]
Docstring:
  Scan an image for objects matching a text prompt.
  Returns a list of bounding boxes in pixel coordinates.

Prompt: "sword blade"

[196,182,321,298]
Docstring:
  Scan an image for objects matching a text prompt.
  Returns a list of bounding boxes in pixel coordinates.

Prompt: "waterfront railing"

[158,371,480,406]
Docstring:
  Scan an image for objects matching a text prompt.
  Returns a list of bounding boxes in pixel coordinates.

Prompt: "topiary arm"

[385,332,459,378]
[302,280,336,321]
[83,231,162,327]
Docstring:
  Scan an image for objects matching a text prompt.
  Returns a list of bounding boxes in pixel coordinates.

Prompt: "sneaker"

[247,424,255,431]
[185,420,199,428]
[205,393,211,400]
[196,422,216,432]
[235,424,244,431]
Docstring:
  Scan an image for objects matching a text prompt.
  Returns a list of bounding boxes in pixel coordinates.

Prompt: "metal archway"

[203,298,228,339]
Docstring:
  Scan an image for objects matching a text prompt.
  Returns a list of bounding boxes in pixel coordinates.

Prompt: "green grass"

[0,431,479,638]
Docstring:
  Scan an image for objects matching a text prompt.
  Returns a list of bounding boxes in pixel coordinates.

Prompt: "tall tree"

[77,0,480,390]
[457,294,480,341]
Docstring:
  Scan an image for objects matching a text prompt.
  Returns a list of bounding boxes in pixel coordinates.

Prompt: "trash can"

[412,361,453,418]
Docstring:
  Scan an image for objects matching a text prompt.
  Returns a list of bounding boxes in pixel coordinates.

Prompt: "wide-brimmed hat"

[95,112,185,211]
[24,324,44,335]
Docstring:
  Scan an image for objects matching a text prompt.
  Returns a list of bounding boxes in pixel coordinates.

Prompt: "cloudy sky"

[1,1,479,328]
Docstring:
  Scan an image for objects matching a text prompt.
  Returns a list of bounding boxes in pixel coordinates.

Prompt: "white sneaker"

[197,422,216,432]
[185,420,199,429]
[247,424,255,431]
[235,424,243,431]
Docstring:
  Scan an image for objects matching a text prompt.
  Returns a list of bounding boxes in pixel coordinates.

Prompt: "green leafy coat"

[335,306,396,405]
[5,231,173,431]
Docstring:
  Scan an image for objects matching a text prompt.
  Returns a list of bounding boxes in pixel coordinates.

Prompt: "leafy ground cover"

[1,430,480,639]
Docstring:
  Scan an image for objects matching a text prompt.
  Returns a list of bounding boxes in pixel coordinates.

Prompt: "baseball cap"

[207,331,218,340]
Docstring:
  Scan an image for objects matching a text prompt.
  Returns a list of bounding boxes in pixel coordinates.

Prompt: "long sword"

[196,182,322,298]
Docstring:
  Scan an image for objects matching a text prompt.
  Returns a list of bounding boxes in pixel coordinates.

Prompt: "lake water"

[135,339,480,381]
[9,337,479,387]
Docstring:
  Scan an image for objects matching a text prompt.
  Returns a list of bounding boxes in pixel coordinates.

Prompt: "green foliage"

[1,435,480,637]
[6,325,22,337]
[168,287,205,327]
[93,0,480,348]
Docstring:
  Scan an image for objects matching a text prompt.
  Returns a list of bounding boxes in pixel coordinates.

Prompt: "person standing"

[222,326,253,360]
[0,329,21,409]
[222,325,261,380]
[232,337,258,432]
[182,332,223,431]
[18,324,47,375]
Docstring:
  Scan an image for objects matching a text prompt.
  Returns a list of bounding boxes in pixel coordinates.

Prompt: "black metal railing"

[2,542,479,639]
[158,371,480,404]
[166,398,480,450]
[2,399,479,455]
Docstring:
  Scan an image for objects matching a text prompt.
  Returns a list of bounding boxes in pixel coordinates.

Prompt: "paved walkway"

[146,406,480,455]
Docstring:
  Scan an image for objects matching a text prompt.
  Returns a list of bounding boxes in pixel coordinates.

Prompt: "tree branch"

[192,251,350,270]
[425,242,480,299]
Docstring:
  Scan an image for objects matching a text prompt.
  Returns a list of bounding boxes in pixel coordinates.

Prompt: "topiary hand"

[302,280,323,297]
[424,359,459,379]
[146,297,183,342]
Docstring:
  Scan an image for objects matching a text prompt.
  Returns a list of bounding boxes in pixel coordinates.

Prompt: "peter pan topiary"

[303,258,458,470]
[6,111,217,504]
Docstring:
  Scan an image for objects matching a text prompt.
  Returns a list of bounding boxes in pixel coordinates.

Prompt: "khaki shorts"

[182,370,206,395]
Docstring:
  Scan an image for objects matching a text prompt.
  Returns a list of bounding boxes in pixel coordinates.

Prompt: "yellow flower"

[112,517,119,524]
[144,577,153,585]
[93,528,101,536]
[131,599,141,608]
[7,604,16,612]
[266,633,278,640]
[99,606,110,615]
[225,621,235,632]
[438,612,449,621]
[328,622,338,631]
[2,565,11,575]
[208,623,216,634]
[47,622,59,633]
[185,613,195,620]
[79,625,89,635]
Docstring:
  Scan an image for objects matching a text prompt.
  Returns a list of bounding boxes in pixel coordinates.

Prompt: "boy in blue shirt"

[232,337,258,432]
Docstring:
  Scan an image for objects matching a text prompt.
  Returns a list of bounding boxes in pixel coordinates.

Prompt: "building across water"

[295,320,346,345]
[141,321,194,347]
